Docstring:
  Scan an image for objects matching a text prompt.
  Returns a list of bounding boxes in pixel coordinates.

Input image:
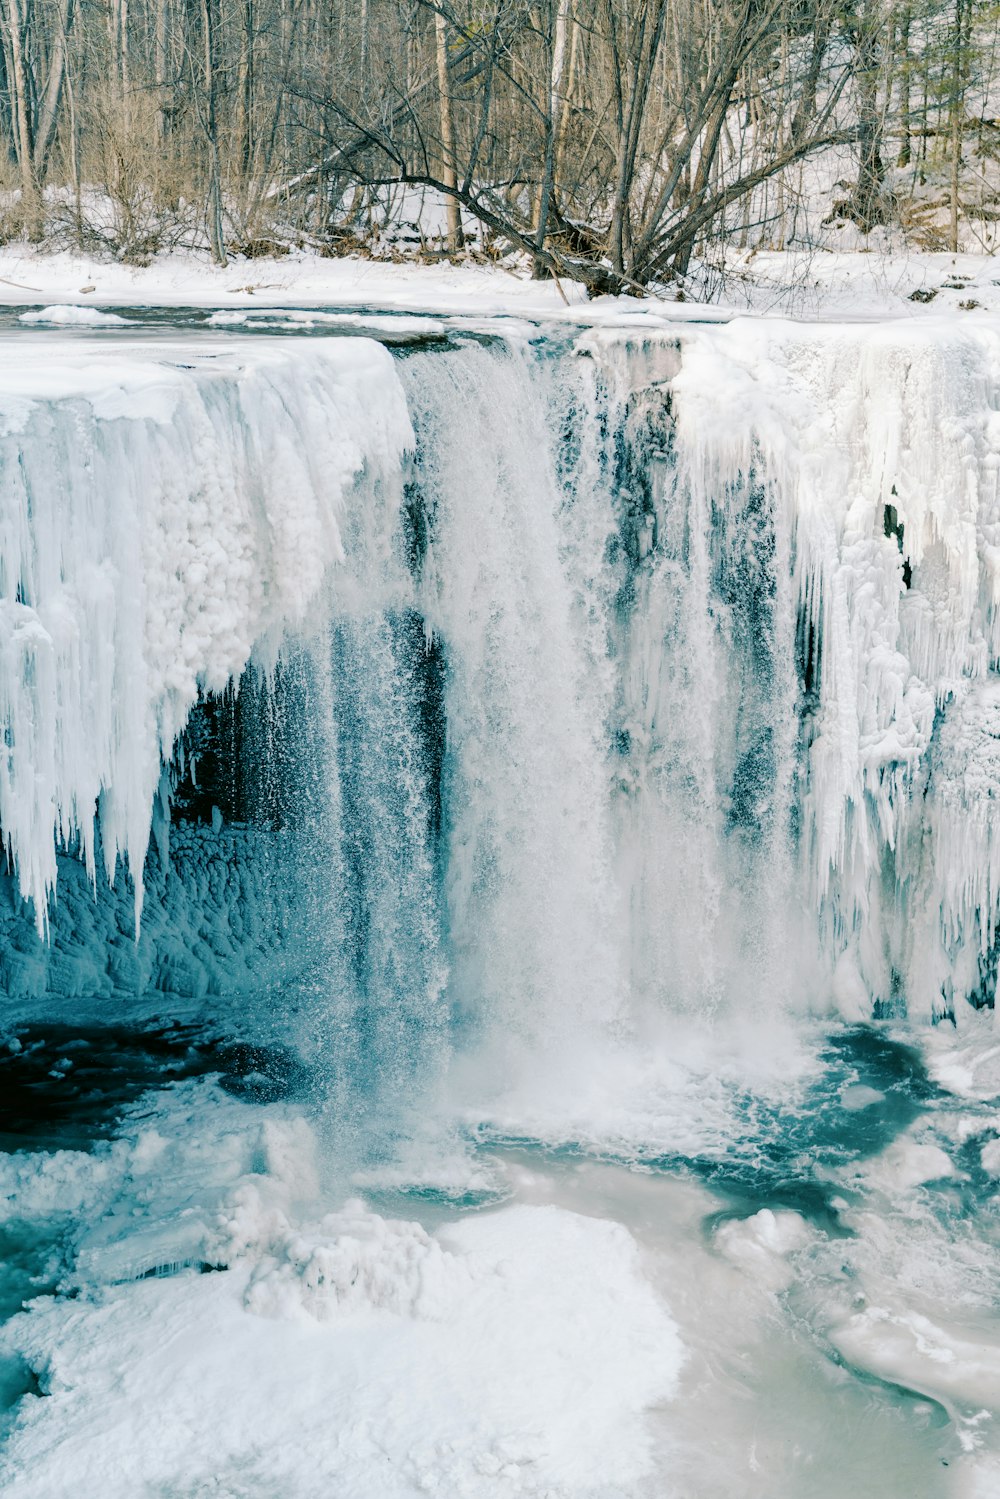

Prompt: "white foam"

[714,1208,816,1292]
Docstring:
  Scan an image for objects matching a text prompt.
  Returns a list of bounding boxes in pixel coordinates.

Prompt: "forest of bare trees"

[1,0,1000,290]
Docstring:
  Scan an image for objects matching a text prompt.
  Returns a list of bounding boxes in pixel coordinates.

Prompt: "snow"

[0,245,594,318]
[2,242,1000,324]
[17,305,130,326]
[0,239,1000,328]
[695,246,1000,320]
[0,1083,683,1499]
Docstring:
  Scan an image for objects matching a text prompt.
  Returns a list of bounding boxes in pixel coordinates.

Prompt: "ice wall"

[661,318,1000,1017]
[0,337,410,931]
[3,317,1000,1035]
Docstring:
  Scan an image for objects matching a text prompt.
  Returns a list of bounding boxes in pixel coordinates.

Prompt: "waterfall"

[3,318,1000,1050]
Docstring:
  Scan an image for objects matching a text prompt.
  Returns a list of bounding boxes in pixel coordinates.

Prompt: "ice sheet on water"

[206,307,449,337]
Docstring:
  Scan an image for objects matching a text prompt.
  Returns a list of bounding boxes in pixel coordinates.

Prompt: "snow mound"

[0,1084,683,1499]
[242,1198,470,1322]
[18,304,130,326]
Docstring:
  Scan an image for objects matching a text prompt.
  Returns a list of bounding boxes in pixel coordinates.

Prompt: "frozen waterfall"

[3,316,1000,1040]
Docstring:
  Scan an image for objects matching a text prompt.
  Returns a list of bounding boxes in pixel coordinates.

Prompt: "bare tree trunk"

[155,0,170,146]
[33,0,76,180]
[435,8,463,252]
[552,5,579,193]
[238,0,255,177]
[201,0,228,264]
[896,4,911,167]
[950,0,964,252]
[791,3,832,145]
[671,88,738,276]
[534,0,570,277]
[846,0,890,232]
[608,0,667,280]
[65,55,83,247]
[120,0,130,102]
[5,0,41,238]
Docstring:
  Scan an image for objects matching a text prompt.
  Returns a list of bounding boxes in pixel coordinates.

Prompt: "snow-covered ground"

[1,242,1000,323]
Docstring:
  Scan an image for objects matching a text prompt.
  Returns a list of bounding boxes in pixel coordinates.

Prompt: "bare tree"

[434,4,462,252]
[3,0,1000,282]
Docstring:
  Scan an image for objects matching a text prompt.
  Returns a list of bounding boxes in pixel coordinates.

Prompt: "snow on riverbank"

[1,243,1000,322]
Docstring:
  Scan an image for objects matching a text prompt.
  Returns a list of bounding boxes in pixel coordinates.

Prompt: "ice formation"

[0,337,410,933]
[3,317,1000,1029]
[667,318,1000,1019]
[17,305,131,326]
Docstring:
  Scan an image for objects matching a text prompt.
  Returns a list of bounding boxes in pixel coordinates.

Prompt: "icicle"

[0,336,412,933]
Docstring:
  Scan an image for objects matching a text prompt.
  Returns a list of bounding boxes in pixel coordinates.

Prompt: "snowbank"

[1,242,1000,323]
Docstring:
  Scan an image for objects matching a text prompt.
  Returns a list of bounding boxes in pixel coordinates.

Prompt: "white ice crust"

[18,305,130,325]
[663,317,1000,1017]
